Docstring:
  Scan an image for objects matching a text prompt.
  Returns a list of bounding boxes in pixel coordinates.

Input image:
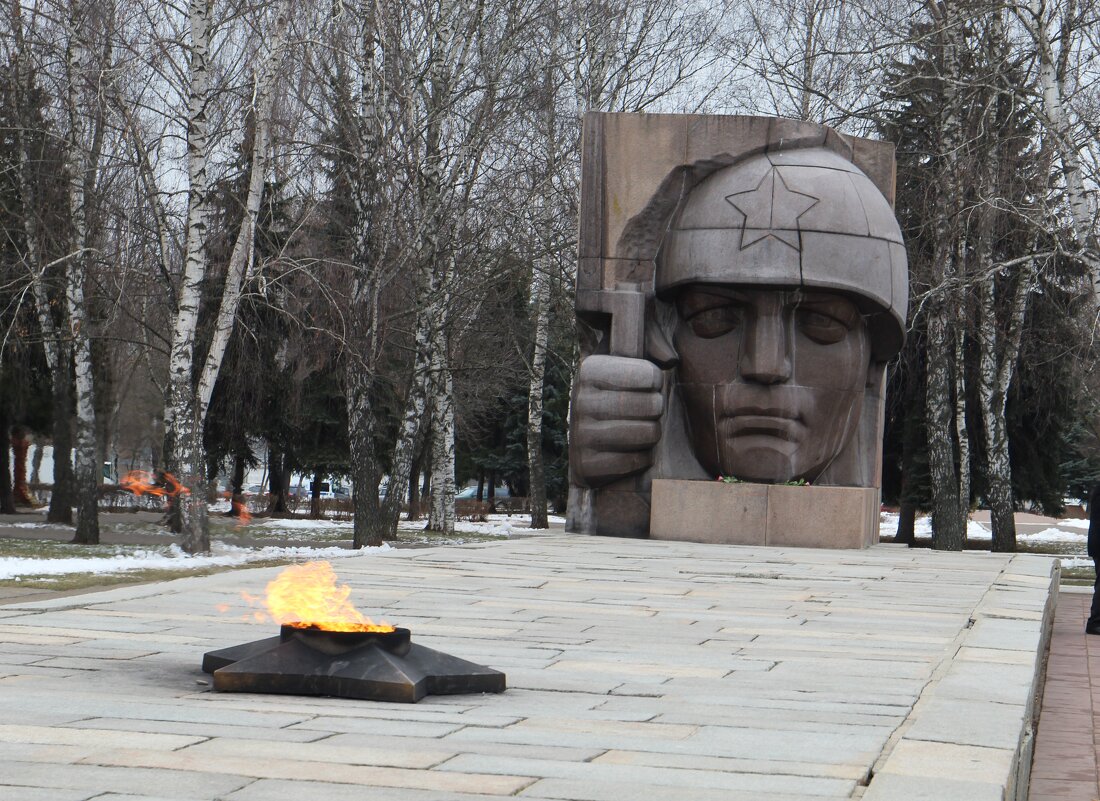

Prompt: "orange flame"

[263,561,394,633]
[120,470,190,498]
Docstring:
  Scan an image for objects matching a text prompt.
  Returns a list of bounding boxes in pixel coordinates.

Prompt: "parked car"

[455,485,511,500]
[310,481,335,500]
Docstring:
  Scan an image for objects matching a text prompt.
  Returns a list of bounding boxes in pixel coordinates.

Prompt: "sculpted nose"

[740,310,791,385]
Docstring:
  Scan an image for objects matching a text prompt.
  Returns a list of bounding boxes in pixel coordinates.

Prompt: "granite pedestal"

[649,479,880,549]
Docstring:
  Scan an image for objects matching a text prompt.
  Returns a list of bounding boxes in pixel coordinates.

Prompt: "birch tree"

[882,0,1090,550]
[972,8,1028,552]
[881,2,974,550]
[417,3,461,537]
[526,251,553,528]
[341,3,383,547]
[337,0,537,543]
[61,0,110,545]
[8,0,77,524]
[516,0,724,528]
[1011,0,1100,299]
[735,0,904,127]
[161,0,214,551]
[162,0,294,553]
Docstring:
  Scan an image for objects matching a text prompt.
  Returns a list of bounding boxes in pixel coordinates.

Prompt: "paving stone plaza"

[0,535,1057,800]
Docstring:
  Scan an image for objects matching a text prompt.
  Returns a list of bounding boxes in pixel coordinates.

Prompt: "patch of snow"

[878,512,1087,543]
[1054,518,1090,530]
[395,518,560,538]
[0,542,383,581]
[458,520,516,537]
[480,513,567,526]
[878,512,899,538]
[1018,528,1087,544]
[256,518,354,530]
[966,520,991,540]
[879,512,935,538]
[391,512,564,539]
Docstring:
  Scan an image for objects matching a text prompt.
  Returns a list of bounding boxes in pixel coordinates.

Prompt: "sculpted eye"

[796,308,851,344]
[687,305,743,338]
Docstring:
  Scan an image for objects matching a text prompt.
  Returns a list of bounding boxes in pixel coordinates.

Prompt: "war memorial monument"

[568,113,907,547]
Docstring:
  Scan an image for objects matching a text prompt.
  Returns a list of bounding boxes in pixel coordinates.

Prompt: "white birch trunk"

[526,263,551,528]
[970,31,1024,553]
[953,295,970,523]
[798,4,817,121]
[195,1,292,418]
[426,258,456,536]
[346,354,383,546]
[924,0,966,550]
[926,294,964,550]
[977,275,1009,554]
[113,101,178,302]
[978,242,1036,552]
[384,310,432,535]
[63,0,100,545]
[165,0,213,552]
[346,7,387,549]
[428,372,456,535]
[418,6,457,536]
[1016,0,1100,298]
[12,0,75,523]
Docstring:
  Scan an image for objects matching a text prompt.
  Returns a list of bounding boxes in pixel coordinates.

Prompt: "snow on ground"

[0,509,565,582]
[257,518,353,530]
[397,514,567,539]
[404,512,572,539]
[253,513,564,539]
[1052,518,1090,530]
[1024,527,1090,544]
[880,512,1001,542]
[881,511,1090,552]
[0,542,387,582]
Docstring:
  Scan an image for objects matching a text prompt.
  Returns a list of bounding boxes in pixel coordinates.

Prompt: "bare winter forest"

[1,0,1098,554]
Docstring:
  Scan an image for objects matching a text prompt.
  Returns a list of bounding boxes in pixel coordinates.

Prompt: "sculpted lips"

[722,408,803,440]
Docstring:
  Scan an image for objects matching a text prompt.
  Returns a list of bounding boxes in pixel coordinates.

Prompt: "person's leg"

[1088,559,1100,634]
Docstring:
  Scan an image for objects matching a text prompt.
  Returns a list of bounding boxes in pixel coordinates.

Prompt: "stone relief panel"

[568,113,908,538]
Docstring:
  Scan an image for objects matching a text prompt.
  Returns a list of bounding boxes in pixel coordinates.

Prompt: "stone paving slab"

[0,535,1055,800]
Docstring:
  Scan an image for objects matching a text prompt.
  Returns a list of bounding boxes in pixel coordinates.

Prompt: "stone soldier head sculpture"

[655,145,906,484]
[568,114,908,539]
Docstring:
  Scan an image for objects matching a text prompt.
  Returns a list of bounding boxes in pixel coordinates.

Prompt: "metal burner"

[202,625,505,703]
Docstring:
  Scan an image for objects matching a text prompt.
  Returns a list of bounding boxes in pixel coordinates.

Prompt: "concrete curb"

[862,554,1058,800]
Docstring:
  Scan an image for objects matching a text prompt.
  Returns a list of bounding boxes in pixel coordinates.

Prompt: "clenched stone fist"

[571,355,664,488]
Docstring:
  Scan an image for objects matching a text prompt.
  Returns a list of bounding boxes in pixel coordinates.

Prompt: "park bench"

[490,496,530,516]
[455,500,490,521]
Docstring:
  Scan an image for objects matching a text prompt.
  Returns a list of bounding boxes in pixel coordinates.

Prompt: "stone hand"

[572,355,664,487]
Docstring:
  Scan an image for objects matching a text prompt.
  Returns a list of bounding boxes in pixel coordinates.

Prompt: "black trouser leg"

[1088,558,1100,633]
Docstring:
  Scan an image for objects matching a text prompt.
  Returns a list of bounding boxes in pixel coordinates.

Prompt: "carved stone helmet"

[656,146,908,360]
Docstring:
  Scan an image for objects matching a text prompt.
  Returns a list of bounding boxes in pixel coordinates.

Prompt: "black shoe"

[1086,626,1100,635]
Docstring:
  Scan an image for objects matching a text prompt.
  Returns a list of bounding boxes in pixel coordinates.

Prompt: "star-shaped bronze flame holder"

[202,625,506,703]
